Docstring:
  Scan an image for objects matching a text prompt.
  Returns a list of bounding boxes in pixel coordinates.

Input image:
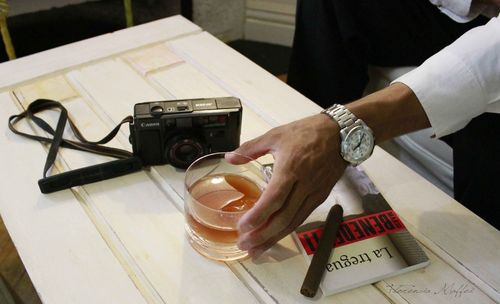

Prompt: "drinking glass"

[184,152,269,261]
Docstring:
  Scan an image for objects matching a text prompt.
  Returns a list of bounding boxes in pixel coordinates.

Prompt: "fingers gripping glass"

[184,152,270,261]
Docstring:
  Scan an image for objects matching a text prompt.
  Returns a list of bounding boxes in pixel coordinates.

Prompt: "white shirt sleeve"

[429,0,500,22]
[393,15,500,138]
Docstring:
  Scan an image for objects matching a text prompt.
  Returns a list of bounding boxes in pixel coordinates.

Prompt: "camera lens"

[166,136,205,169]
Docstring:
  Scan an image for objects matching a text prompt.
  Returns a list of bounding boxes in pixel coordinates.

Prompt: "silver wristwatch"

[322,104,375,166]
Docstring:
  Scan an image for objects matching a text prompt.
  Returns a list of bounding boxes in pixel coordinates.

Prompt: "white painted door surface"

[0,15,498,304]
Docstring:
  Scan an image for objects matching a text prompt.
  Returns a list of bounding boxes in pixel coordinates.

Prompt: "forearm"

[346,83,431,144]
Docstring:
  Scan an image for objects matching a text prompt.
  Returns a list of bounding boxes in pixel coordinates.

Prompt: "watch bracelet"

[321,104,357,130]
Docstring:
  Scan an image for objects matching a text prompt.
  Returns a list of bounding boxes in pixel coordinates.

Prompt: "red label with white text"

[297,210,405,255]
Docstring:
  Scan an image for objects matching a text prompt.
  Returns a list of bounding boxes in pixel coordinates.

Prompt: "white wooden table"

[0,15,499,304]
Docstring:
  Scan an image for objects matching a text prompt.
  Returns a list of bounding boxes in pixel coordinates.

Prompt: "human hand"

[225,114,348,259]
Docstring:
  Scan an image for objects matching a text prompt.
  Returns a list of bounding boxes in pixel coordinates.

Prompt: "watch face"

[341,125,375,165]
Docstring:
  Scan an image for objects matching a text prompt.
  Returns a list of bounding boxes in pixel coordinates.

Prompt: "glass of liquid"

[184,152,269,261]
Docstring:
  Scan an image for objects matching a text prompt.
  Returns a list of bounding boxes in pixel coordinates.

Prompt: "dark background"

[0,0,291,75]
[0,0,183,62]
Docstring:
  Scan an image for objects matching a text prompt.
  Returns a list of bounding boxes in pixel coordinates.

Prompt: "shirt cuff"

[432,0,480,23]
[392,51,485,138]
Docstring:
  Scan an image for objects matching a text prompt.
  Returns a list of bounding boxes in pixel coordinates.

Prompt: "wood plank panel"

[246,0,297,15]
[244,0,296,46]
[168,32,320,127]
[0,216,41,304]
[1,16,497,304]
[165,33,500,302]
[143,46,391,304]
[122,44,184,76]
[149,62,273,143]
[364,148,500,300]
[12,75,79,108]
[0,92,147,304]
[64,62,260,304]
[245,19,295,47]
[149,64,231,99]
[0,15,200,90]
[376,240,495,303]
[246,9,296,25]
[232,177,497,304]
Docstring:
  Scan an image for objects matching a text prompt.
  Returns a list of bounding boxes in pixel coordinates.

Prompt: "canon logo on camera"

[140,122,160,128]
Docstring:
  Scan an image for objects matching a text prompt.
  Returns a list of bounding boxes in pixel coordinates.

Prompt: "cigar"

[300,204,344,298]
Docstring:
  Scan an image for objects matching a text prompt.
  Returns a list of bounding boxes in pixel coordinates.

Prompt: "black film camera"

[129,97,242,169]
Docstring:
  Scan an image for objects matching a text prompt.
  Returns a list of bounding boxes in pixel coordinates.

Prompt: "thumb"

[226,134,272,164]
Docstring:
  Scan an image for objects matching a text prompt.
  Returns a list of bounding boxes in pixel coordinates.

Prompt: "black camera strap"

[8,99,142,193]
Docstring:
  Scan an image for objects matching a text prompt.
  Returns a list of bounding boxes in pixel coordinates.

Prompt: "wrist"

[316,113,343,153]
[319,114,351,168]
[345,83,430,143]
[321,105,375,166]
[316,114,342,149]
